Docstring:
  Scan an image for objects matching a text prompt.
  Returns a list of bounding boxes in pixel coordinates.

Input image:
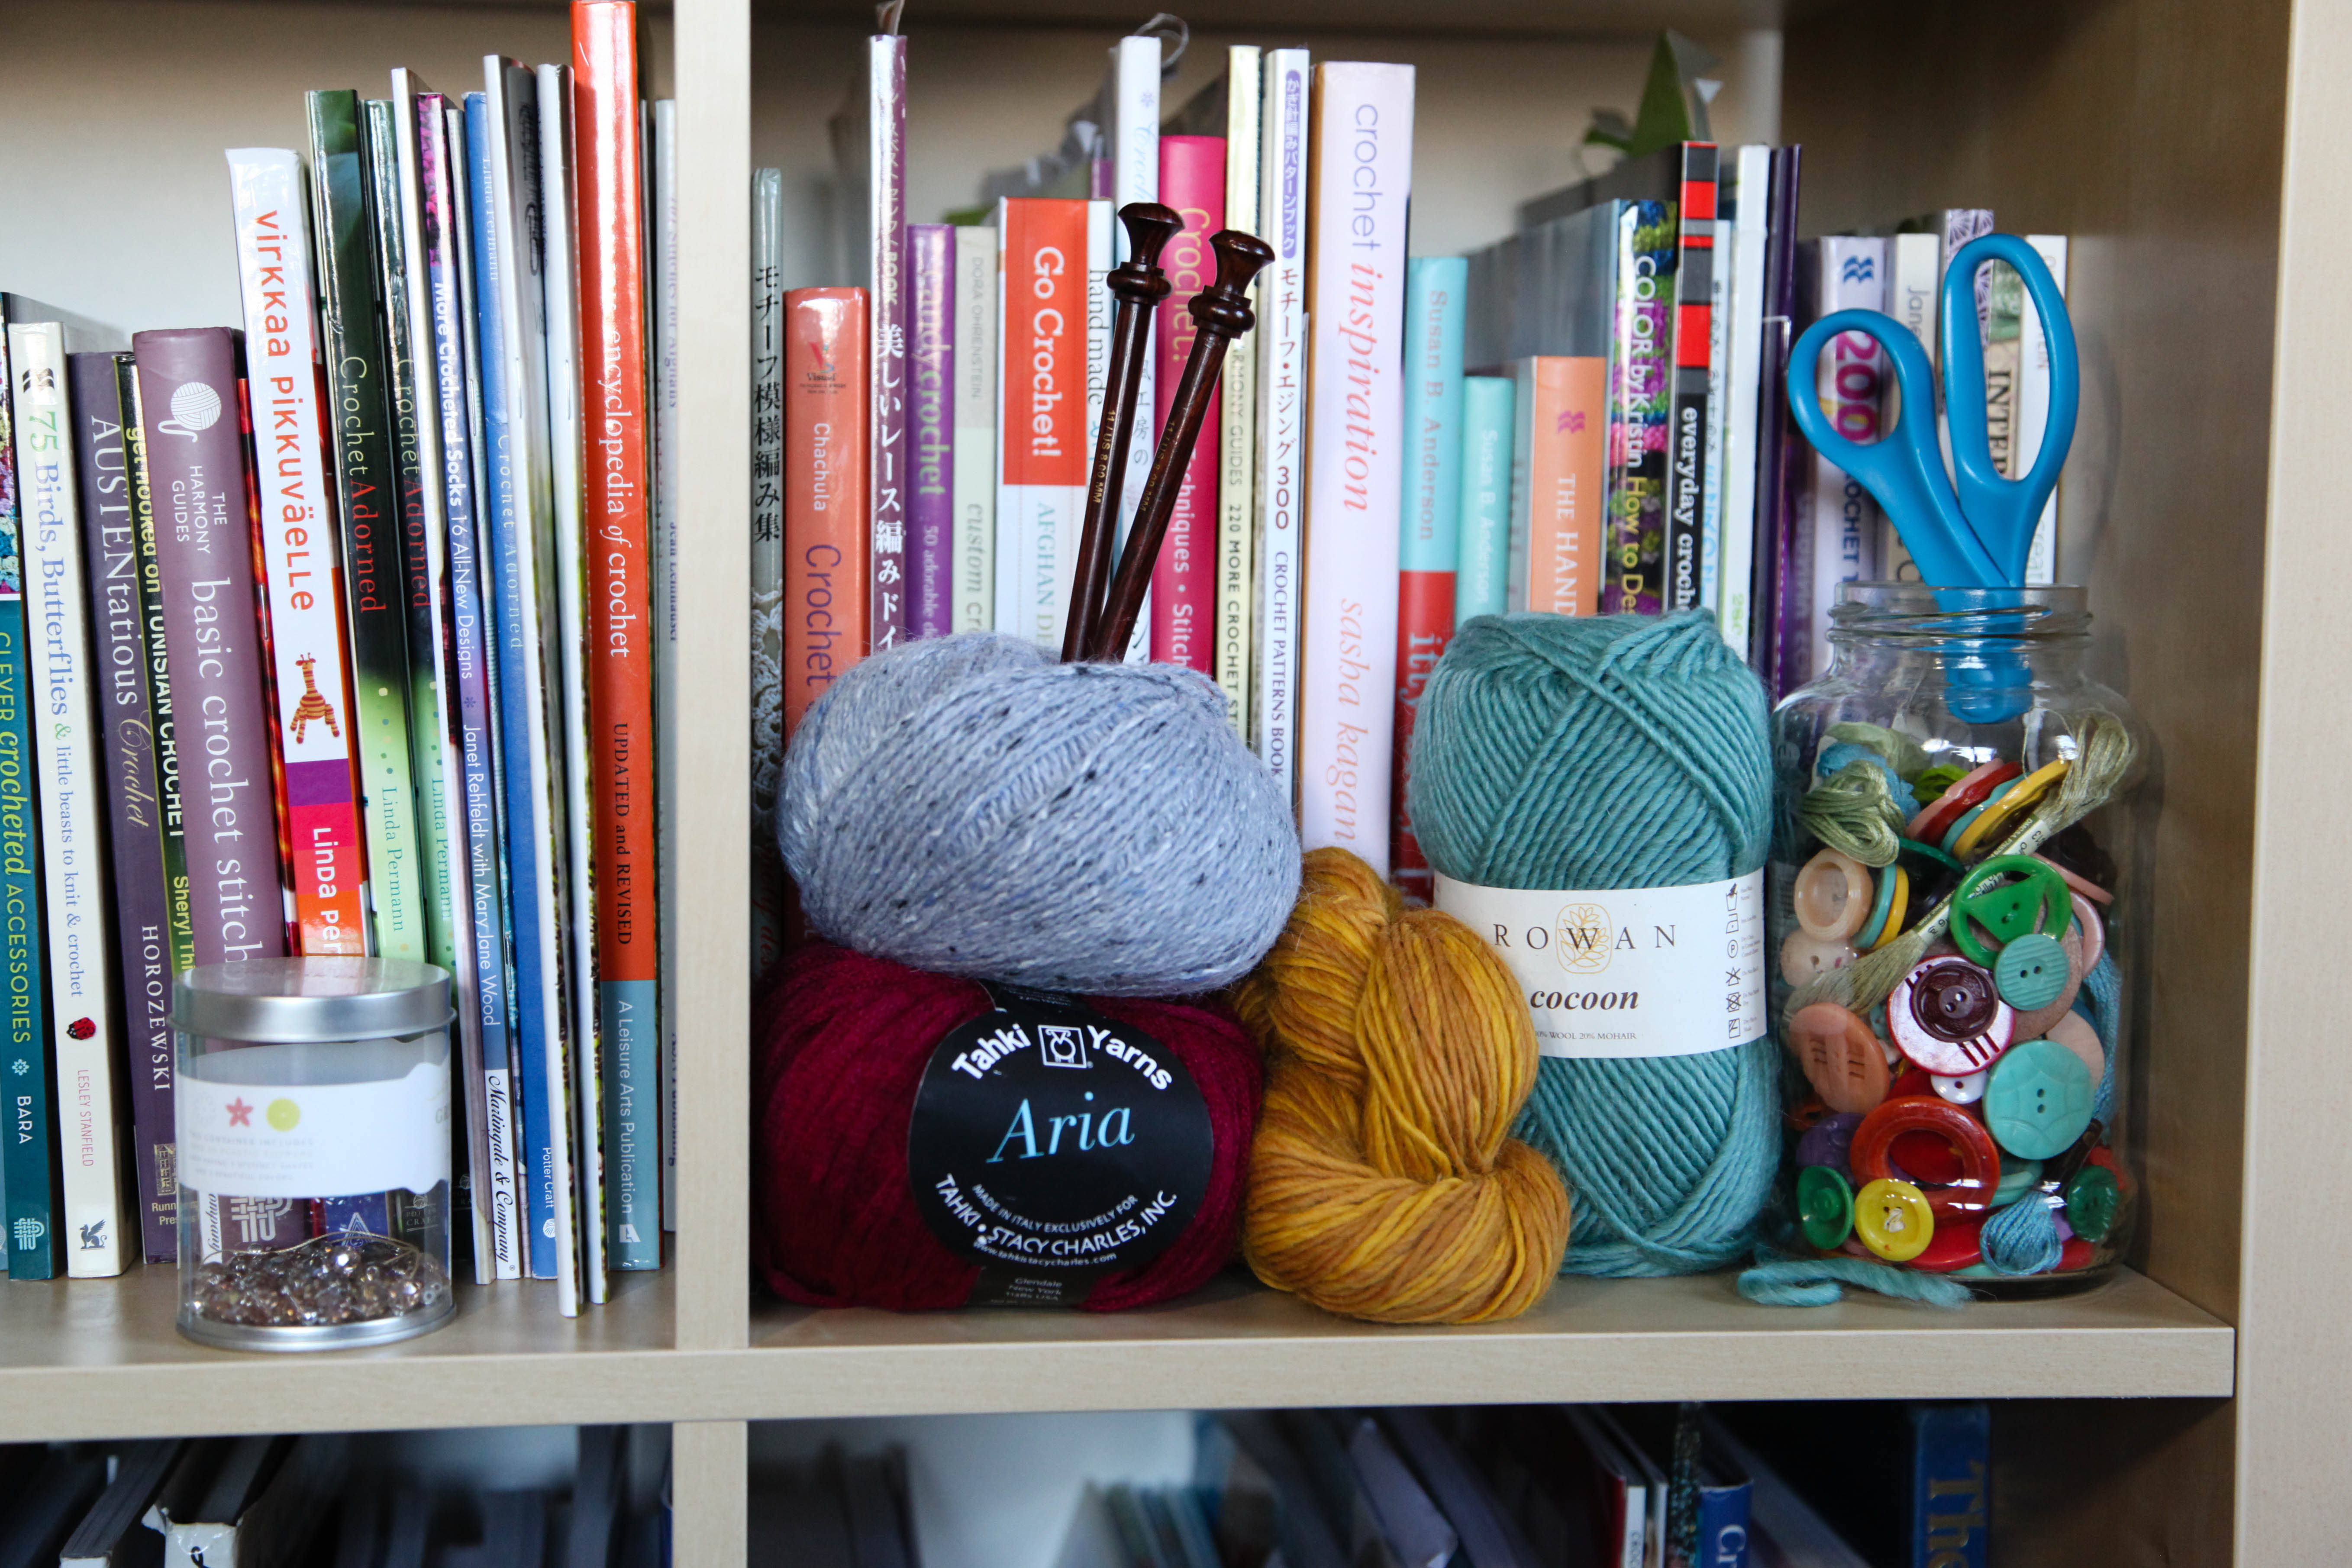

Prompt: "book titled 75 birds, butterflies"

[0,1,676,1313]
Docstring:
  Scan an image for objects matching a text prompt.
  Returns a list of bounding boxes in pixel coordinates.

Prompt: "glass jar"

[1767,585,2149,1298]
[174,957,456,1349]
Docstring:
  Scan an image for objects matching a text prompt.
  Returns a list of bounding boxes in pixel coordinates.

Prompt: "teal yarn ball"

[1408,611,1779,1276]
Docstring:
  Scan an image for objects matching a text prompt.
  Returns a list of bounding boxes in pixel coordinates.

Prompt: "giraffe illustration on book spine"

[289,656,342,743]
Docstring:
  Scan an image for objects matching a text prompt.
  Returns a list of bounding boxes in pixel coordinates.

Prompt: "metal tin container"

[173,958,456,1351]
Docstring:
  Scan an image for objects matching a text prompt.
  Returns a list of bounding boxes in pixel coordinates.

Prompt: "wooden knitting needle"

[1062,203,1182,662]
[1087,229,1275,664]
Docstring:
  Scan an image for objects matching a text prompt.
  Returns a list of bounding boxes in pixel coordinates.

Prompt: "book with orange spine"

[1508,355,1607,617]
[784,288,871,732]
[573,0,660,1271]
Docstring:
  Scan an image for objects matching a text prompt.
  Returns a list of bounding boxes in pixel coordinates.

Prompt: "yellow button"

[1952,758,2070,860]
[1867,865,1910,951]
[1852,1178,1936,1262]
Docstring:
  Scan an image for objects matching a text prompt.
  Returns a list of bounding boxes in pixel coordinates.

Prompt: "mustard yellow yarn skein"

[1235,847,1571,1323]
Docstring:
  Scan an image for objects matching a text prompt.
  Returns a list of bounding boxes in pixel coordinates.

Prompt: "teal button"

[1994,933,2070,1011]
[1992,1156,2044,1207]
[1984,1039,2096,1159]
[2065,1165,2123,1242]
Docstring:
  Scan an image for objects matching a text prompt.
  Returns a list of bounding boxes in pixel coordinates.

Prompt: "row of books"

[0,2,675,1310]
[0,1425,666,1568]
[1056,1402,1989,1568]
[745,1447,918,1568]
[747,23,2072,921]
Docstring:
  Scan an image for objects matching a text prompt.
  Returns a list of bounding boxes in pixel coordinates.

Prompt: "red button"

[1890,1067,1936,1099]
[1910,1214,1987,1272]
[1851,1095,2002,1217]
[2057,1237,2097,1271]
[1889,1129,1965,1185]
[1907,760,2021,846]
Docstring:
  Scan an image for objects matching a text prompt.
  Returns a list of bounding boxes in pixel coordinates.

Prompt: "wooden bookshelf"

[8,0,2350,1560]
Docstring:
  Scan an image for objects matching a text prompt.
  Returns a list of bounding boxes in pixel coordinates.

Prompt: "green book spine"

[0,310,57,1279]
[313,91,427,962]
[363,97,456,972]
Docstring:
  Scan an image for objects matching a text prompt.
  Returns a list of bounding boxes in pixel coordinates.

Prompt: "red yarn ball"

[753,942,1263,1311]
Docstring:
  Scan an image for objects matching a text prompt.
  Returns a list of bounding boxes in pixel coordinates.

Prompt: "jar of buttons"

[1768,584,2150,1299]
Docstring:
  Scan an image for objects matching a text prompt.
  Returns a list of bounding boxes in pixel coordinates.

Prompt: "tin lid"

[172,958,453,1043]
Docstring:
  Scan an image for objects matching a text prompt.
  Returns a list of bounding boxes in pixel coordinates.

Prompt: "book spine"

[309,93,426,964]
[1805,235,1887,677]
[1908,1402,1990,1568]
[2018,235,2068,585]
[1700,159,1730,618]
[749,168,787,985]
[1452,375,1514,623]
[991,199,1091,651]
[0,311,58,1280]
[1109,33,1161,661]
[1881,230,1942,584]
[1251,47,1309,797]
[1391,255,1465,900]
[906,224,955,639]
[1715,145,1771,658]
[950,226,997,635]
[1216,45,1262,739]
[784,289,872,730]
[1300,61,1413,876]
[1151,136,1224,674]
[226,148,372,960]
[122,358,197,1243]
[419,94,524,1281]
[1662,143,1718,615]
[1511,356,1607,616]
[471,76,567,1289]
[574,3,660,1271]
[539,59,606,1303]
[1754,146,1801,694]
[650,94,680,1240]
[1605,200,1674,616]
[10,323,129,1276]
[866,34,909,655]
[73,354,175,1264]
[1086,198,1114,616]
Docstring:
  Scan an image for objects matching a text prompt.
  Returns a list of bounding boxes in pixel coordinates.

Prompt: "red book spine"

[784,288,871,732]
[1151,136,1224,673]
[1388,569,1452,899]
[574,3,658,995]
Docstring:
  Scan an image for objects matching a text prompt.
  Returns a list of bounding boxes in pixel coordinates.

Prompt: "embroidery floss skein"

[753,941,1262,1310]
[1408,612,1779,1277]
[1236,848,1571,1324]
[778,632,1300,995]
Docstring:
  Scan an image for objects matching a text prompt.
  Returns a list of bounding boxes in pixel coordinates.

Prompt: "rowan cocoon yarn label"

[1407,611,1778,1277]
[1431,870,1765,1058]
[778,632,1300,996]
[906,986,1214,1306]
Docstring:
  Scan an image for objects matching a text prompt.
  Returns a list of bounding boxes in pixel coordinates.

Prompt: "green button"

[2065,1165,2123,1242]
[1797,1165,1854,1250]
[1952,855,2073,967]
[1994,933,2070,1010]
[1993,1156,2045,1208]
[1984,1039,2096,1159]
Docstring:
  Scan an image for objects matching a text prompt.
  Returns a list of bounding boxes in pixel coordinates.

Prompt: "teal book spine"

[0,310,56,1279]
[1453,374,1516,623]
[1392,255,1468,897]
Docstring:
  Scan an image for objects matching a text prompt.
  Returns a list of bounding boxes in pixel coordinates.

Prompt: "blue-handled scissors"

[1788,233,2079,588]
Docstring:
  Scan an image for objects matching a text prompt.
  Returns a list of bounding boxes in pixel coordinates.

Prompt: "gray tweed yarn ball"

[777,632,1301,995]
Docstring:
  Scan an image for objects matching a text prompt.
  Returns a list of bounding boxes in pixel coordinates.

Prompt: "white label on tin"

[177,1044,450,1200]
[1433,870,1765,1059]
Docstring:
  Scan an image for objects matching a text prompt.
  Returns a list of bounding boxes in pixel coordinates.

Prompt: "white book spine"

[651,97,679,1240]
[537,59,607,1304]
[1881,231,1941,584]
[6,322,128,1277]
[1807,236,1887,678]
[488,55,581,1315]
[1217,45,1263,738]
[1716,145,1770,658]
[1110,34,1158,661]
[1700,205,1729,615]
[749,172,786,809]
[1252,47,1310,802]
[1299,61,1413,876]
[2018,234,2068,586]
[952,225,997,632]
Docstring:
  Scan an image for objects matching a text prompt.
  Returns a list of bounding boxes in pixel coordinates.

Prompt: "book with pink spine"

[1150,135,1224,673]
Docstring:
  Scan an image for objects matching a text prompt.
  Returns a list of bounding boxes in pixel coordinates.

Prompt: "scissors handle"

[1787,310,2003,588]
[1940,234,2079,584]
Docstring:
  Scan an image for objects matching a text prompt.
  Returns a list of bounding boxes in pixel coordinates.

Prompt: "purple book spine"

[131,329,287,967]
[868,35,909,652]
[907,223,955,639]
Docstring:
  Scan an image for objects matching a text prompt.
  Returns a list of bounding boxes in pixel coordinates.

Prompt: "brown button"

[2045,1011,2105,1091]
[2071,894,2106,973]
[1888,955,2016,1075]
[1787,1002,1892,1114]
[1793,849,1874,942]
[1779,929,1859,988]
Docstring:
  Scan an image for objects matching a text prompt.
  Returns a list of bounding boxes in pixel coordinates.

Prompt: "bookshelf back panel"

[0,0,673,335]
[1786,0,2287,1336]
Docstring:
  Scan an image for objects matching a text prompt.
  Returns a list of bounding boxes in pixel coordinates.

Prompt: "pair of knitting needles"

[1062,203,1275,664]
